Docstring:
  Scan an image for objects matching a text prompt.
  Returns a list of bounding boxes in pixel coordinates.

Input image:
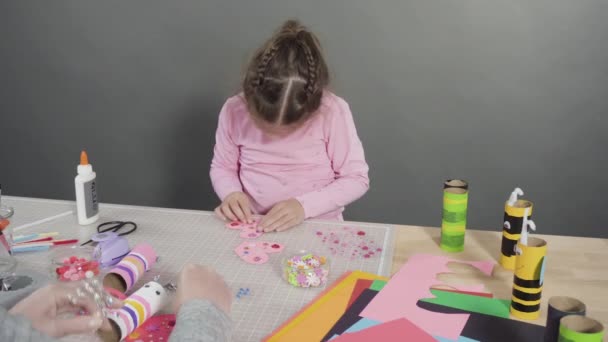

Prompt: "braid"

[298,40,317,98]
[253,44,280,89]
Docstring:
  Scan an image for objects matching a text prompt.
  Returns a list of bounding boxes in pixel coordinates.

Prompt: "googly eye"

[503,221,511,229]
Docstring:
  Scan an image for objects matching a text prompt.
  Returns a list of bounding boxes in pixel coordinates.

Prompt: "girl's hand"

[259,198,305,232]
[214,192,253,223]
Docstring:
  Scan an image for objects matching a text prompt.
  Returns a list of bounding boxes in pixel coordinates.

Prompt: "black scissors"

[81,221,137,245]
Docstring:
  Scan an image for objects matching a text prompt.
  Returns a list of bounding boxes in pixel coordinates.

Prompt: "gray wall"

[1,1,607,238]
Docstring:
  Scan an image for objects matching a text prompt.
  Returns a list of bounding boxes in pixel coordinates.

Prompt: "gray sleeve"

[169,299,232,342]
[0,306,57,342]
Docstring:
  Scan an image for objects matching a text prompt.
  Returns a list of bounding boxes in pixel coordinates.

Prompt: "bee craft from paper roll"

[103,244,157,293]
[510,237,547,320]
[107,281,169,341]
[500,189,533,270]
[441,179,468,252]
[559,315,604,342]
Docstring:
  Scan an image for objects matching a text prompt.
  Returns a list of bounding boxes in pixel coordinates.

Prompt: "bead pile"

[236,287,250,299]
[283,253,329,288]
[55,256,100,281]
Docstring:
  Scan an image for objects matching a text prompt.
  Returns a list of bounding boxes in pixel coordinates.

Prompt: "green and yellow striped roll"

[559,315,604,342]
[441,179,468,252]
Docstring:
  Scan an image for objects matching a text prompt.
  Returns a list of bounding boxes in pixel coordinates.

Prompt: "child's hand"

[172,264,232,315]
[259,198,305,232]
[215,191,253,223]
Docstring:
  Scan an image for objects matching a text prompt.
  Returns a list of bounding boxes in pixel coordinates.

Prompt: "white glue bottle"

[75,150,99,225]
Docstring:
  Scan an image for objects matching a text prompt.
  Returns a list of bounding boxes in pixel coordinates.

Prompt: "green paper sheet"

[421,289,511,318]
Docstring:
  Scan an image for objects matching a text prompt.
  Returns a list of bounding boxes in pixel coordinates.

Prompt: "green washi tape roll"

[559,315,604,342]
[441,180,468,252]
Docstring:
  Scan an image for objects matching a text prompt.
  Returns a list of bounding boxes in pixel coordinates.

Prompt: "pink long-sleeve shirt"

[209,91,369,220]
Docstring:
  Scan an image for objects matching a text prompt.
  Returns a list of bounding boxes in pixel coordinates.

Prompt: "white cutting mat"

[9,198,395,342]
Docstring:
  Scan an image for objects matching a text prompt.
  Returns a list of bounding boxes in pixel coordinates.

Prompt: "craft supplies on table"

[75,150,100,225]
[7,197,395,342]
[282,252,329,288]
[50,245,101,281]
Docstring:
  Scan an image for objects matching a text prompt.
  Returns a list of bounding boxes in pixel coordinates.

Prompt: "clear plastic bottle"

[75,150,99,225]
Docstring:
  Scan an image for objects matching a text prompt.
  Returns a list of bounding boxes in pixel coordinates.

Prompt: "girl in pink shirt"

[210,20,369,232]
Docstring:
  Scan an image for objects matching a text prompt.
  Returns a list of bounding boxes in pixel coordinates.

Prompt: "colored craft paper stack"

[500,188,534,270]
[440,180,468,252]
[510,237,547,320]
[266,253,547,342]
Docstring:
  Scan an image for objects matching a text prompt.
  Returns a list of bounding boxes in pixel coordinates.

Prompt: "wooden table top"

[391,225,608,329]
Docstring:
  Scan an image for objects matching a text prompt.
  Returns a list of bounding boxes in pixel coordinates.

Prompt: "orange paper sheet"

[264,271,389,342]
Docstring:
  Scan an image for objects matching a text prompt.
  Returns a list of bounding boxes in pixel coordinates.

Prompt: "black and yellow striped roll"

[510,237,547,320]
[500,199,533,270]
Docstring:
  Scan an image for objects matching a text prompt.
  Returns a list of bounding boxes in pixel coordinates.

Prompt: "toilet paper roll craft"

[500,188,534,270]
[440,179,468,252]
[559,315,604,342]
[545,296,586,342]
[510,235,547,320]
[103,244,157,292]
[104,280,175,341]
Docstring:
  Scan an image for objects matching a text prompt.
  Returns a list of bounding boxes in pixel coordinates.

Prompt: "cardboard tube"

[545,296,586,342]
[106,281,169,341]
[500,199,533,270]
[559,315,604,342]
[510,237,547,320]
[441,180,468,252]
[103,244,157,292]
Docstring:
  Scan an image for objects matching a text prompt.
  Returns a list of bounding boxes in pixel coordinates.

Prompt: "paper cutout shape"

[327,280,494,341]
[432,288,493,298]
[332,318,436,342]
[421,289,511,318]
[315,227,382,260]
[240,224,263,239]
[124,314,176,342]
[264,271,389,342]
[346,279,374,309]
[234,241,284,264]
[322,289,379,341]
[418,300,545,342]
[359,254,495,340]
[226,220,264,239]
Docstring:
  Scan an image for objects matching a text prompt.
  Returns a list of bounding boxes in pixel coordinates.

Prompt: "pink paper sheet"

[359,254,495,340]
[332,318,436,342]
